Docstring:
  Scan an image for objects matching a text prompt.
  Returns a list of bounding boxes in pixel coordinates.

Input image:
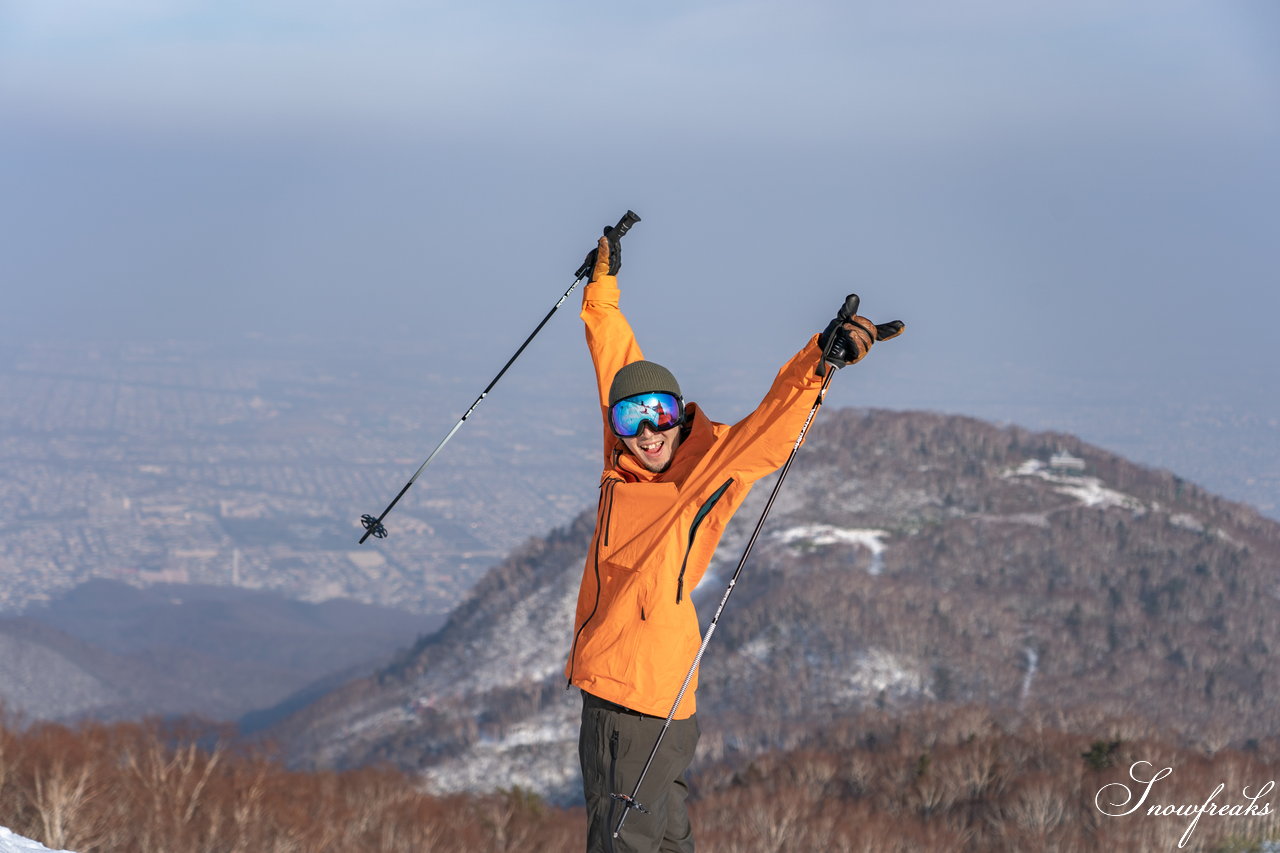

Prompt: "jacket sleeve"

[704,335,827,483]
[581,274,644,460]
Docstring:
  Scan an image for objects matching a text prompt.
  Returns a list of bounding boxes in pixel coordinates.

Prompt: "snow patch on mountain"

[775,524,890,575]
[1008,460,1245,544]
[739,635,773,662]
[1010,458,1044,477]
[1168,512,1237,544]
[831,648,925,702]
[980,512,1051,527]
[1170,512,1206,533]
[1020,646,1039,707]
[1006,459,1144,512]
[1052,479,1144,511]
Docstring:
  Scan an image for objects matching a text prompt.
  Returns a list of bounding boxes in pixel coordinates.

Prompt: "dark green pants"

[579,691,700,853]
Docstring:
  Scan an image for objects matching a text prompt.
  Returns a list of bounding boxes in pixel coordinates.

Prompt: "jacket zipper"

[676,478,734,603]
[602,476,618,547]
[566,477,621,688]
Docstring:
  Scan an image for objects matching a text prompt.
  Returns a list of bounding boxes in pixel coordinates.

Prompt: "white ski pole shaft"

[359,211,640,544]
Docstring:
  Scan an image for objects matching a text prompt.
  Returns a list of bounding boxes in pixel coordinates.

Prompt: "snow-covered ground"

[830,648,926,702]
[0,828,76,853]
[775,524,890,574]
[1006,458,1144,512]
[1004,457,1244,549]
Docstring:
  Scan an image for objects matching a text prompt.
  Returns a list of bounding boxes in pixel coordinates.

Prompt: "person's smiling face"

[621,422,682,473]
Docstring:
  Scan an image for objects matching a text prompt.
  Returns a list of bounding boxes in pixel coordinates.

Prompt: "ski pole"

[358,210,641,544]
[609,294,859,838]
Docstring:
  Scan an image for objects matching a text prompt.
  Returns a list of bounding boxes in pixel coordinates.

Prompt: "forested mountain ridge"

[264,408,1280,803]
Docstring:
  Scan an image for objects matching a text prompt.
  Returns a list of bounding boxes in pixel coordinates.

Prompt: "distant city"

[2,337,1275,616]
[0,338,601,615]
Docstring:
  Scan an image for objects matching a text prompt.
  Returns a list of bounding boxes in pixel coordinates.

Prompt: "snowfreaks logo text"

[1094,760,1275,849]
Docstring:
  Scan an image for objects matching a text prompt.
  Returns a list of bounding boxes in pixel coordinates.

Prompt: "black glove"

[818,308,905,368]
[582,225,622,281]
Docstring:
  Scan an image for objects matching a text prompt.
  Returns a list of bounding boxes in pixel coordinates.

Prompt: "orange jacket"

[564,274,826,718]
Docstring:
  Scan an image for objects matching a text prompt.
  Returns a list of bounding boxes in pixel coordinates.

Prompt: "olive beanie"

[608,360,682,407]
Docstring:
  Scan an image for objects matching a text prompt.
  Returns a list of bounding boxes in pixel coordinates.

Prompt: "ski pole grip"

[576,211,642,279]
[838,293,860,321]
[608,210,641,239]
[818,294,861,376]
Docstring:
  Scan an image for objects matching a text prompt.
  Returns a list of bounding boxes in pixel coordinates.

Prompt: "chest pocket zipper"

[676,478,734,603]
[601,477,620,547]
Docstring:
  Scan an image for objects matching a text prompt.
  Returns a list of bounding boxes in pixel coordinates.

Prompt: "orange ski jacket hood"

[565,274,826,718]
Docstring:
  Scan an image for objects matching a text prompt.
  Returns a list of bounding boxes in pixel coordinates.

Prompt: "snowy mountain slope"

[263,512,594,793]
[0,619,186,720]
[266,408,1280,803]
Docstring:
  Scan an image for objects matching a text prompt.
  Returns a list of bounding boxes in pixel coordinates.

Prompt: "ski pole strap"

[609,792,650,815]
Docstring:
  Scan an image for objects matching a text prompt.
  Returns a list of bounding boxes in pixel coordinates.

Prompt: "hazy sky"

[3,1,1278,508]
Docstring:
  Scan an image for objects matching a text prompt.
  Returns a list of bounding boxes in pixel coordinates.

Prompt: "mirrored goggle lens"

[610,392,683,437]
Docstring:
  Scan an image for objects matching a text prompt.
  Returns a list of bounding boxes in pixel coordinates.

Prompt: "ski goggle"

[609,392,684,438]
